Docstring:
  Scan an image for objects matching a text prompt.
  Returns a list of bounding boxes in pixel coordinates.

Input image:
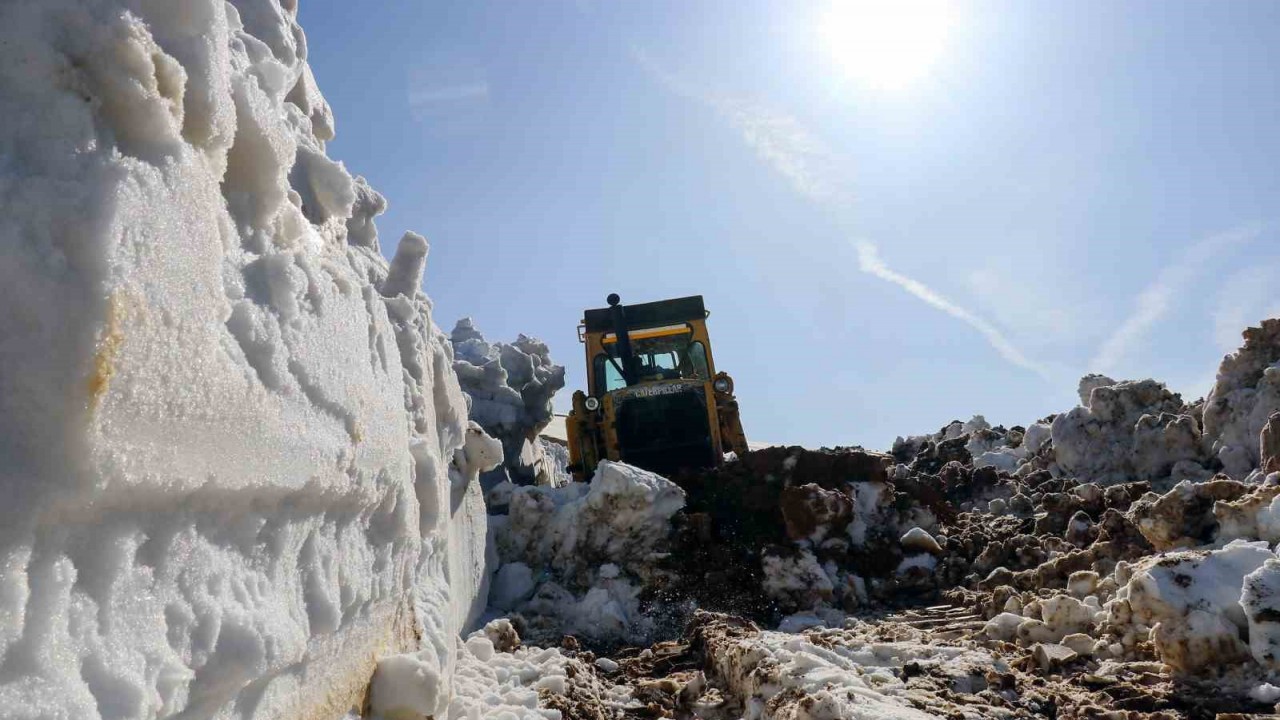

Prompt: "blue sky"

[304,0,1280,449]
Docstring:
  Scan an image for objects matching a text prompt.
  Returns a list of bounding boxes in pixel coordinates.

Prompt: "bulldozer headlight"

[713,377,732,393]
[584,396,600,411]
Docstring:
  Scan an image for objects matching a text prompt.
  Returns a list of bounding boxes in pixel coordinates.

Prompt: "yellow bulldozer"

[566,293,748,480]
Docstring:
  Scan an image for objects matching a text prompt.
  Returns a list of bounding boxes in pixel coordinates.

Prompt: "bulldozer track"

[881,604,986,638]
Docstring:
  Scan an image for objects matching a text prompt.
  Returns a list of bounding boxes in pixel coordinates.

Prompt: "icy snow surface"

[0,1,498,717]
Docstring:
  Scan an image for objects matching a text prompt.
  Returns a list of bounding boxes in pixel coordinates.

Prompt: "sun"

[819,0,954,92]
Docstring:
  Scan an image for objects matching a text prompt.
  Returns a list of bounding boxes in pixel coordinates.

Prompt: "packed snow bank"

[1051,380,1203,485]
[1112,540,1272,672]
[1204,320,1280,478]
[487,461,685,645]
[0,1,498,717]
[450,319,566,487]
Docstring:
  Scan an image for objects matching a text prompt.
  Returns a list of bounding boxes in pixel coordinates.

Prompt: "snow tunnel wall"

[0,1,491,718]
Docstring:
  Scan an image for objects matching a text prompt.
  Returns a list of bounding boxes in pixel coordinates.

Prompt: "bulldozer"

[566,293,748,480]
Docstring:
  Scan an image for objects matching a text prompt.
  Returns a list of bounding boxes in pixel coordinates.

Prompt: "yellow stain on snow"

[87,293,125,414]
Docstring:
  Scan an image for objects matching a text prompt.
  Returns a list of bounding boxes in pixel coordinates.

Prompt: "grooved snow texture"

[0,2,493,718]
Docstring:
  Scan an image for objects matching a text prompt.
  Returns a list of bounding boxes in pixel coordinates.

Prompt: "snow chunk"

[1130,478,1250,550]
[492,562,536,611]
[1243,558,1280,670]
[481,618,522,654]
[501,461,684,578]
[1219,483,1280,548]
[1040,595,1097,640]
[494,462,684,643]
[464,635,496,663]
[974,448,1021,472]
[372,650,450,720]
[900,527,943,555]
[1113,540,1273,672]
[382,231,429,298]
[1204,320,1280,478]
[984,613,1024,642]
[1051,378,1201,484]
[763,549,835,611]
[1078,374,1118,405]
[451,319,566,486]
[1251,682,1280,704]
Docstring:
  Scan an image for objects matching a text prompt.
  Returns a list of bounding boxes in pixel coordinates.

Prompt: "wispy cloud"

[1091,225,1259,374]
[408,81,489,123]
[629,46,850,208]
[407,48,490,127]
[409,82,489,106]
[857,242,1049,376]
[633,46,1042,374]
[1212,261,1280,352]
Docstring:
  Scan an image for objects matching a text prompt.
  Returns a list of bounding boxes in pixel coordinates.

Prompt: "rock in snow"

[0,1,498,717]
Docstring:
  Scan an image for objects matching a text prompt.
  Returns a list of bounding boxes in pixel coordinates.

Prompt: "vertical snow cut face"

[0,1,495,719]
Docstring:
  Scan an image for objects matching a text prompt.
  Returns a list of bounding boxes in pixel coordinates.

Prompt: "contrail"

[856,242,1049,377]
[1091,225,1258,374]
[632,45,1043,375]
[629,46,850,209]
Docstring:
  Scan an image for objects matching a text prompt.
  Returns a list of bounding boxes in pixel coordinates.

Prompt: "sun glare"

[820,0,954,92]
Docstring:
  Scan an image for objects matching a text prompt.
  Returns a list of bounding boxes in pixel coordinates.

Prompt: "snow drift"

[0,1,496,718]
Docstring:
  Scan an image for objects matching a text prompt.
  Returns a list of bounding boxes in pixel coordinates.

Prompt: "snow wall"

[0,1,495,718]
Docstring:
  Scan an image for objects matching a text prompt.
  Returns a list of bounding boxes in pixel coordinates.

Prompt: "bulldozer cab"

[567,294,747,480]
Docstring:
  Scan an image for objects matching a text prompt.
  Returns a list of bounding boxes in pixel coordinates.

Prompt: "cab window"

[593,329,709,395]
[687,341,710,379]
[593,353,627,395]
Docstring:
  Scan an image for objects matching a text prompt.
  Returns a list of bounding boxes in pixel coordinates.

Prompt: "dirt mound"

[652,446,976,625]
